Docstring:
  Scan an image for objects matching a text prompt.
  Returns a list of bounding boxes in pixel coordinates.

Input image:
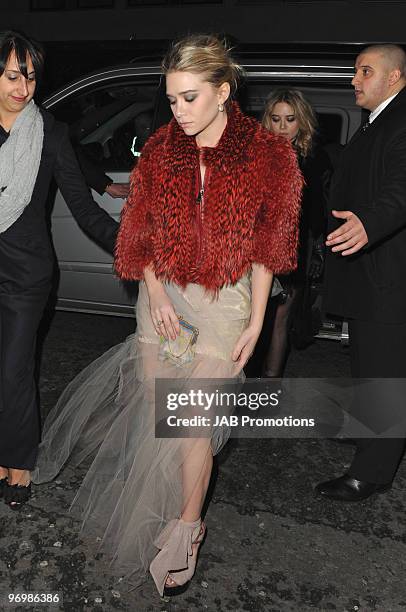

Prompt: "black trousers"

[0,286,51,470]
[347,319,406,484]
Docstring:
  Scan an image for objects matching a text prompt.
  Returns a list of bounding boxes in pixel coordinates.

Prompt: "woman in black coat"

[0,31,118,507]
[262,89,332,376]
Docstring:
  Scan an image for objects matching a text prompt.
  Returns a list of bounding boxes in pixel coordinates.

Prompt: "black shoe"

[0,477,8,498]
[4,481,32,510]
[315,474,391,502]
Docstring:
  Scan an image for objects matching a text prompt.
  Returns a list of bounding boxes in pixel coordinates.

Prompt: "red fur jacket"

[115,102,302,290]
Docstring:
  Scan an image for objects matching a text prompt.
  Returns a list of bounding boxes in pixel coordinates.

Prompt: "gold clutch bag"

[159,316,199,366]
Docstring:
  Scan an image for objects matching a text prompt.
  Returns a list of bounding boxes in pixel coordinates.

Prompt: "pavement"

[0,311,405,612]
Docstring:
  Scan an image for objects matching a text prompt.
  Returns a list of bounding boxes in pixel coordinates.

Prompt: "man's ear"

[388,68,402,86]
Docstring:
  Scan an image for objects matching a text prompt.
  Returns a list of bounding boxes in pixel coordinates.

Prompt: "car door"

[45,71,160,316]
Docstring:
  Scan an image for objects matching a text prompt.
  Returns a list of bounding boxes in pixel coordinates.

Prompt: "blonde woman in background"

[262,89,332,377]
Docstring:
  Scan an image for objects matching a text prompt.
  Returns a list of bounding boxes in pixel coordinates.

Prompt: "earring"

[218,103,224,112]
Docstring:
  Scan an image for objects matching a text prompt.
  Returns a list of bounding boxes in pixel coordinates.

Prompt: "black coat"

[324,86,406,323]
[279,144,331,290]
[0,108,118,294]
[75,144,112,196]
[0,108,118,470]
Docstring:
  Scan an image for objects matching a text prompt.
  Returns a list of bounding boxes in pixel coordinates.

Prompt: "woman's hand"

[230,264,273,374]
[149,286,179,340]
[144,266,180,339]
[231,324,261,375]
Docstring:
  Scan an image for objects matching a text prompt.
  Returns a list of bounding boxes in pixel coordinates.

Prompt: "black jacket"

[75,144,112,196]
[324,86,406,323]
[0,109,118,293]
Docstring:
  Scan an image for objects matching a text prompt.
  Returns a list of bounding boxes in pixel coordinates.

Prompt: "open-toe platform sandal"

[4,481,32,510]
[150,518,206,597]
[164,522,206,596]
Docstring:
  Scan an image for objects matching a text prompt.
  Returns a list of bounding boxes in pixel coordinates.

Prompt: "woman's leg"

[263,288,298,377]
[181,440,213,522]
[151,438,212,592]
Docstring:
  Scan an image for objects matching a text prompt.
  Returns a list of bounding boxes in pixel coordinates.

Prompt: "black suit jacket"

[0,109,118,293]
[324,86,406,323]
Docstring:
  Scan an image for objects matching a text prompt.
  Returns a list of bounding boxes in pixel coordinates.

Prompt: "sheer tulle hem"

[34,279,250,588]
[33,333,241,588]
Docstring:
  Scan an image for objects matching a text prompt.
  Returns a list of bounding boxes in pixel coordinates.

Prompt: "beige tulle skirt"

[32,277,251,588]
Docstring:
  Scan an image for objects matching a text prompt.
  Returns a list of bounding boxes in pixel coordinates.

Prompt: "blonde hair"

[262,89,317,158]
[162,34,244,104]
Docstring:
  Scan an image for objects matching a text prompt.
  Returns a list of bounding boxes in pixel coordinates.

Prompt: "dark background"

[3,0,405,43]
[2,1,405,95]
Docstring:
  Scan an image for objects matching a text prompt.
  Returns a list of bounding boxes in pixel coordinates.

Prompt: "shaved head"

[360,44,406,77]
[352,44,406,110]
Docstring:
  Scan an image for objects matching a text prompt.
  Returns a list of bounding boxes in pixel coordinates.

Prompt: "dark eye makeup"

[167,94,198,105]
[271,115,296,122]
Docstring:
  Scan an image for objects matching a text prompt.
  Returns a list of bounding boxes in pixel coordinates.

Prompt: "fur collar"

[161,101,258,173]
[115,102,302,290]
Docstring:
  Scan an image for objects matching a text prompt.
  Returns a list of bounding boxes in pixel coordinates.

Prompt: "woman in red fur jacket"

[34,35,302,596]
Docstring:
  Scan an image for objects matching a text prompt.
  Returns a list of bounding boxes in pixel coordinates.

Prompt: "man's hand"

[105,182,130,199]
[326,210,368,255]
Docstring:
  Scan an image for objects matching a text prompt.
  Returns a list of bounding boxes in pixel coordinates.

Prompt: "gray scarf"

[0,100,44,233]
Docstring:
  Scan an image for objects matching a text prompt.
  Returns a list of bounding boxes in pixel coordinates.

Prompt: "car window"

[51,78,159,171]
[237,80,353,146]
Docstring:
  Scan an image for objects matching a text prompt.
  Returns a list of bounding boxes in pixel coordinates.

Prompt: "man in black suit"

[316,44,406,501]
